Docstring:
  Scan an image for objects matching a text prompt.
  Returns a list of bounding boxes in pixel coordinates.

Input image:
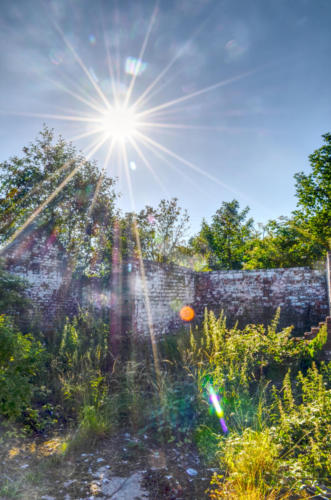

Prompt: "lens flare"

[179,305,195,322]
[125,56,147,76]
[207,384,228,433]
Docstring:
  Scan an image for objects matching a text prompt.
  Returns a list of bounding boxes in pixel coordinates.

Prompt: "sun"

[100,104,138,142]
[1,2,257,256]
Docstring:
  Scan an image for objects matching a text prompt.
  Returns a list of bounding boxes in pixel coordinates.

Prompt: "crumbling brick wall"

[3,227,79,326]
[194,267,328,333]
[3,232,330,338]
[132,260,195,336]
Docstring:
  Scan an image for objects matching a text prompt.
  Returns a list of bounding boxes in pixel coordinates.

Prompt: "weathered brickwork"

[3,232,330,343]
[194,267,328,332]
[3,228,78,326]
[132,260,195,336]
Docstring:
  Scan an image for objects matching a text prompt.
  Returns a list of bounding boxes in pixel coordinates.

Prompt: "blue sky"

[0,0,330,234]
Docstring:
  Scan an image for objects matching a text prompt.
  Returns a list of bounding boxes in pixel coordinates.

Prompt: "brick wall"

[195,267,328,333]
[3,227,79,326]
[3,233,329,338]
[132,260,195,336]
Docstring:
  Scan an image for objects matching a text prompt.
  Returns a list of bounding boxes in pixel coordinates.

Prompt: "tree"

[121,198,190,263]
[243,216,323,269]
[0,127,118,275]
[193,199,254,270]
[293,132,331,252]
[245,133,331,270]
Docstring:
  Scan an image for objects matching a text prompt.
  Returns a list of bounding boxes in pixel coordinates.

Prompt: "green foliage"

[293,132,331,252]
[0,301,329,498]
[121,197,190,263]
[194,424,219,463]
[243,216,325,269]
[0,261,30,319]
[0,315,44,421]
[145,377,197,442]
[64,403,114,453]
[272,363,331,485]
[303,323,328,358]
[0,126,118,275]
[210,428,282,499]
[186,309,305,408]
[185,311,330,498]
[193,200,254,270]
[244,133,331,270]
[49,312,109,419]
[190,133,330,271]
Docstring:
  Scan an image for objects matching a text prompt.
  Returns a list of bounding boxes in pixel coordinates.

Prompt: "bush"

[210,428,282,499]
[272,363,331,487]
[0,262,30,327]
[0,315,44,422]
[180,309,330,497]
[64,402,114,453]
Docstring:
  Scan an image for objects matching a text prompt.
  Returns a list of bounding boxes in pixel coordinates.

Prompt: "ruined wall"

[132,260,195,336]
[3,230,329,337]
[3,228,79,326]
[195,267,328,333]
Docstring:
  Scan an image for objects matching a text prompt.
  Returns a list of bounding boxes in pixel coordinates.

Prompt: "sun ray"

[1,110,102,124]
[136,132,207,196]
[120,142,161,382]
[135,103,200,122]
[132,12,213,110]
[87,139,116,218]
[101,12,119,106]
[0,135,109,253]
[128,136,170,197]
[44,73,105,115]
[139,121,235,131]
[51,20,112,111]
[114,0,122,89]
[134,70,180,113]
[137,131,270,211]
[124,2,158,108]
[68,127,107,143]
[135,130,247,199]
[139,119,269,136]
[137,69,258,120]
[0,157,76,234]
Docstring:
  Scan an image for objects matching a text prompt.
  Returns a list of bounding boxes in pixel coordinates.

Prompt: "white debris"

[63,479,76,488]
[101,472,148,499]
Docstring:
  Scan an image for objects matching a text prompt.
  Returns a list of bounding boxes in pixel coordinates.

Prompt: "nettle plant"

[271,363,331,487]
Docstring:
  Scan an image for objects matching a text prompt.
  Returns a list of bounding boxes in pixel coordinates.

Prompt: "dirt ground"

[0,431,215,499]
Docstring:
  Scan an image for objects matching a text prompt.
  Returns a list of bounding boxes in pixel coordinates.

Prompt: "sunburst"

[100,104,139,143]
[0,2,262,381]
[0,1,262,250]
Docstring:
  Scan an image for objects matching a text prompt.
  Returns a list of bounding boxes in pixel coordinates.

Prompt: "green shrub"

[64,401,114,453]
[0,315,44,421]
[272,363,331,487]
[210,428,282,499]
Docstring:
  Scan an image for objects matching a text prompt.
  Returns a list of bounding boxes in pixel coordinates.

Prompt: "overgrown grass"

[0,307,330,499]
